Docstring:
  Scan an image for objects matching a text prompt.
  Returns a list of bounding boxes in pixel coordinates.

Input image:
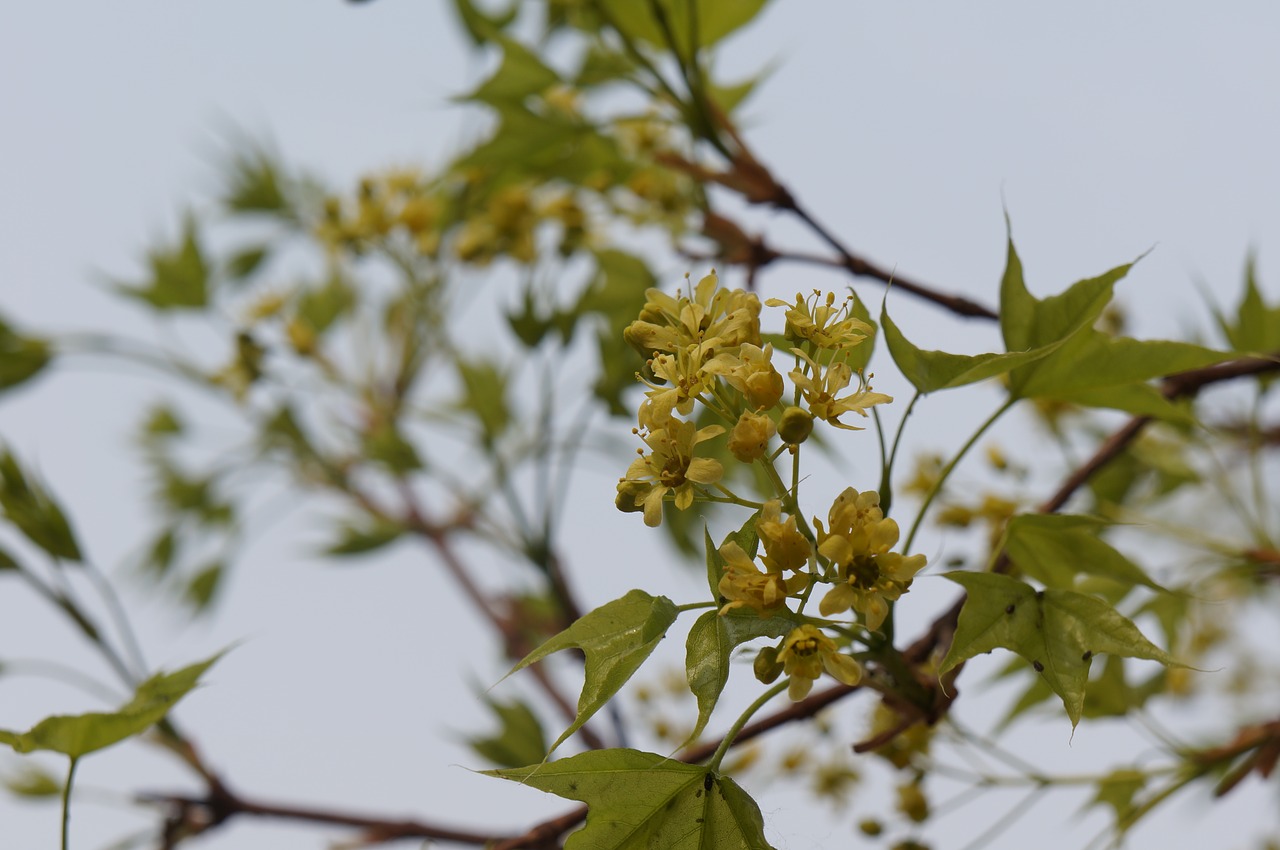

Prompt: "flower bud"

[778,406,814,444]
[727,411,775,463]
[753,646,784,684]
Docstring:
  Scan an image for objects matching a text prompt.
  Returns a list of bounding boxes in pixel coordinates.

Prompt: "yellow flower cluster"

[815,488,927,630]
[616,274,918,702]
[316,169,442,257]
[315,170,590,265]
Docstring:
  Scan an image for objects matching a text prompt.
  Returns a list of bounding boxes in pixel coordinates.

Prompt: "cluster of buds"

[316,169,591,266]
[615,273,927,699]
[316,169,443,258]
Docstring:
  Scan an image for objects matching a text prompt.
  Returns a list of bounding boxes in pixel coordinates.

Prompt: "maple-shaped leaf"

[939,572,1179,727]
[486,748,776,849]
[506,590,678,753]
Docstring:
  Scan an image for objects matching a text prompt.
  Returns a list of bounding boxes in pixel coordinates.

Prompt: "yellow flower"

[756,499,812,573]
[617,414,724,527]
[766,291,873,350]
[717,541,805,616]
[789,351,892,431]
[704,343,784,410]
[777,625,863,700]
[727,411,775,463]
[640,343,718,421]
[623,271,762,357]
[814,488,927,630]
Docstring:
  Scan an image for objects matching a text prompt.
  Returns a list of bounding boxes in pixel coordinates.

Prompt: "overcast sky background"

[2,2,1279,849]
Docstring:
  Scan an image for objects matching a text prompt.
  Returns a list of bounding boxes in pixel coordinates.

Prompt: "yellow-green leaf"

[685,609,793,746]
[0,653,222,758]
[485,748,776,849]
[881,307,1059,394]
[1004,514,1168,593]
[939,572,1178,727]
[506,590,679,753]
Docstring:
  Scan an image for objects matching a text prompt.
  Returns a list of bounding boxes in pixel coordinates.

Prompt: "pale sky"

[2,2,1279,848]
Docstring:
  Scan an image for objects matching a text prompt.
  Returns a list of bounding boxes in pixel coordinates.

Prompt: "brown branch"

[774,201,1000,321]
[141,784,507,847]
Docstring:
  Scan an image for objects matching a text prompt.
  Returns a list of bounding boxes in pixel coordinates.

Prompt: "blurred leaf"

[467,696,547,769]
[684,608,793,745]
[1081,655,1164,719]
[325,521,404,557]
[154,465,231,526]
[1004,514,1168,593]
[141,405,184,439]
[0,315,53,395]
[0,450,82,562]
[598,0,773,54]
[140,527,179,578]
[3,762,63,798]
[455,359,511,445]
[940,572,1179,727]
[226,245,271,281]
[575,44,636,87]
[115,216,210,311]
[0,653,222,758]
[505,590,678,753]
[1086,768,1146,824]
[296,275,355,335]
[184,561,224,611]
[362,423,423,475]
[486,748,775,849]
[463,37,560,105]
[224,151,288,215]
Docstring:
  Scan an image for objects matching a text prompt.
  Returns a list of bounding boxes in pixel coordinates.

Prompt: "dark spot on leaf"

[1082,650,1092,662]
[1032,660,1044,673]
[568,782,578,792]
[1036,590,1045,600]
[1005,604,1015,614]
[704,772,714,791]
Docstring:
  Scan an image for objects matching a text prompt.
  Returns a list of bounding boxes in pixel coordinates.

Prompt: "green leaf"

[575,44,637,87]
[598,0,773,54]
[1086,768,1146,823]
[325,521,404,557]
[115,216,210,311]
[223,150,288,215]
[184,561,224,611]
[454,359,511,445]
[998,233,1128,356]
[997,234,1229,415]
[1222,255,1280,362]
[506,590,679,753]
[1003,514,1168,593]
[463,37,561,105]
[684,609,793,745]
[881,307,1058,394]
[296,275,355,335]
[226,244,271,281]
[0,315,53,395]
[939,572,1179,727]
[467,696,548,769]
[0,450,82,562]
[361,423,423,474]
[3,762,63,798]
[0,653,222,758]
[485,747,776,849]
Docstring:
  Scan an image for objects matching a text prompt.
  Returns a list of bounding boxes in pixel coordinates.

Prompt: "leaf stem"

[705,680,788,771]
[903,398,1014,554]
[61,757,78,850]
